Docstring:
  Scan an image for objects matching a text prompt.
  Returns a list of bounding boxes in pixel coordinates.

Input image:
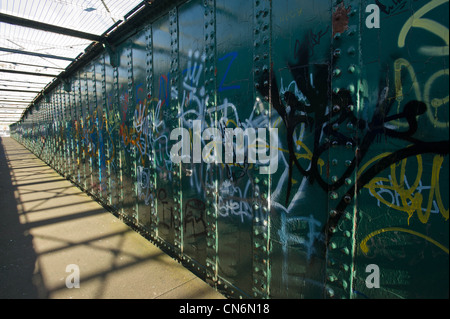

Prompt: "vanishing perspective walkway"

[0,137,224,299]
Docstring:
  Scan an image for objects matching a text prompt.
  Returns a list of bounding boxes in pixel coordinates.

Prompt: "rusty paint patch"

[332,3,351,36]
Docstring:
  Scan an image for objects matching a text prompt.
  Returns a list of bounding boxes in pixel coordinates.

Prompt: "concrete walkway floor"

[0,137,225,299]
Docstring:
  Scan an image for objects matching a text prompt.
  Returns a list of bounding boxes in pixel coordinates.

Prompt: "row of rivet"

[92,64,100,197]
[56,85,64,174]
[145,25,159,240]
[112,59,124,213]
[65,80,74,178]
[252,0,271,299]
[326,0,360,299]
[62,85,70,175]
[52,91,59,172]
[82,70,91,191]
[99,54,112,202]
[203,0,219,290]
[169,7,183,259]
[126,45,139,223]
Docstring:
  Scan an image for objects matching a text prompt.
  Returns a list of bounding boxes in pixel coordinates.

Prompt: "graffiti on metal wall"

[10,0,448,299]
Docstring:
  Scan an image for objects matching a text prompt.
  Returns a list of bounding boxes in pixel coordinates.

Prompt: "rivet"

[328,275,337,282]
[348,84,355,94]
[341,280,348,290]
[344,195,352,203]
[327,288,335,298]
[329,192,339,200]
[333,49,341,57]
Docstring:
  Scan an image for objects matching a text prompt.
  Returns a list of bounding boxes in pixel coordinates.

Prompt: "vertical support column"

[113,60,124,214]
[80,72,87,190]
[146,24,159,239]
[49,94,54,168]
[126,44,139,223]
[69,81,75,181]
[252,0,272,299]
[100,53,109,205]
[91,63,99,198]
[65,87,70,176]
[75,74,82,186]
[50,93,56,169]
[325,0,361,299]
[83,70,92,192]
[44,97,51,163]
[169,6,183,259]
[52,93,58,170]
[203,0,219,289]
[60,87,67,176]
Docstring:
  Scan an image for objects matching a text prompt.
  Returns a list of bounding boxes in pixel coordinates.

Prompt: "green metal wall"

[10,0,449,299]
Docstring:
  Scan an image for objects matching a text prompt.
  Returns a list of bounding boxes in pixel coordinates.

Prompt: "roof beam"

[0,88,41,93]
[0,68,57,77]
[0,60,65,70]
[0,99,32,104]
[0,12,103,42]
[0,81,48,88]
[0,47,75,61]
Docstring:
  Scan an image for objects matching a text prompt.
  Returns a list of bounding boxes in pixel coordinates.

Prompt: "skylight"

[0,0,144,127]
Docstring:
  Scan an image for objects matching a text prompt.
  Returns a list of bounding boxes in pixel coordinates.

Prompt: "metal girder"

[0,60,65,71]
[0,68,57,77]
[0,12,103,42]
[0,108,26,112]
[0,84,44,90]
[0,88,41,93]
[0,114,22,117]
[0,99,32,104]
[0,47,75,61]
[0,79,48,86]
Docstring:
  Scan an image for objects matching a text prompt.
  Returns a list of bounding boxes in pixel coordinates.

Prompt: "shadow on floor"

[0,137,224,299]
[0,138,39,298]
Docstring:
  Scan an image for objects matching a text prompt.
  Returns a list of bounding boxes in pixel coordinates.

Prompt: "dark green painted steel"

[10,0,449,299]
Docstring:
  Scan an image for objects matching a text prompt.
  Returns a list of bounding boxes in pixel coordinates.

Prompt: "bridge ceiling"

[0,0,144,129]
